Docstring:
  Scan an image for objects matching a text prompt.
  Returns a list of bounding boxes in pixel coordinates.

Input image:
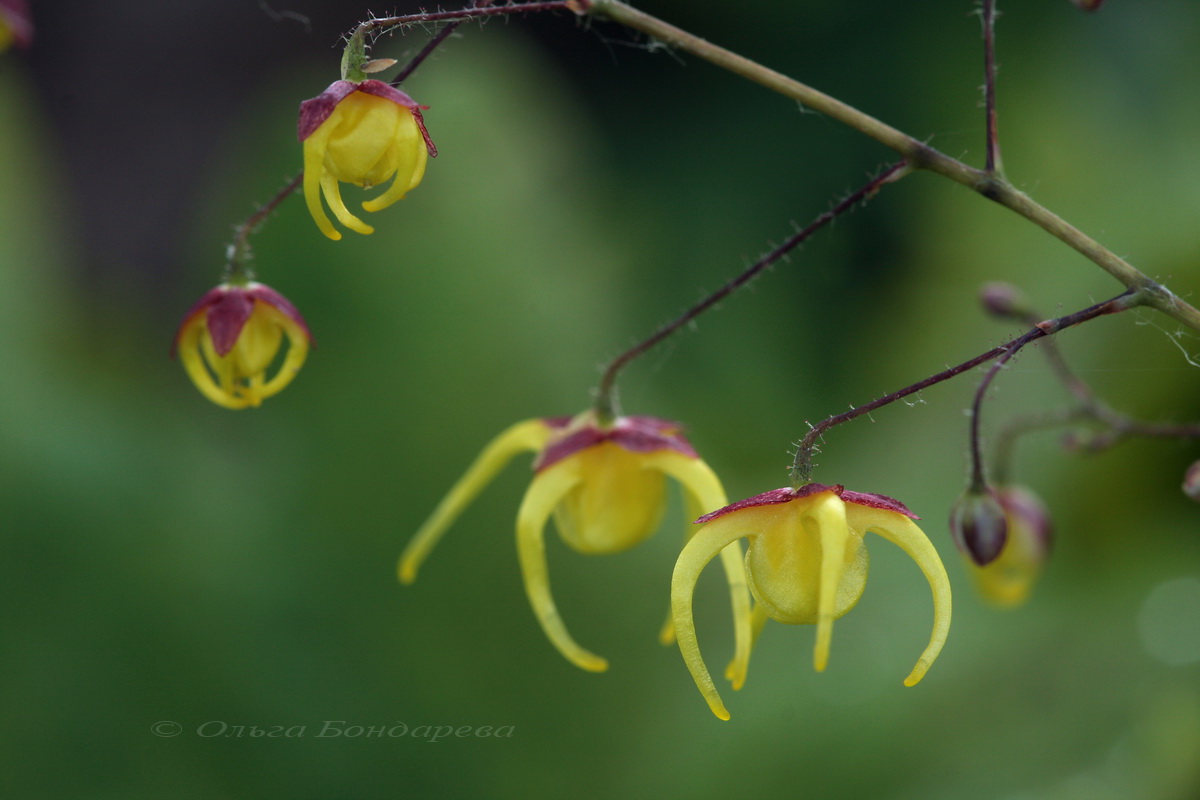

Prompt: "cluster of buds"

[174,52,437,408]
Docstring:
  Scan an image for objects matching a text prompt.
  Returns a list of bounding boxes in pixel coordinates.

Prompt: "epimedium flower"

[298,79,437,241]
[0,0,32,52]
[171,282,313,410]
[672,482,952,720]
[399,411,751,681]
[966,486,1052,607]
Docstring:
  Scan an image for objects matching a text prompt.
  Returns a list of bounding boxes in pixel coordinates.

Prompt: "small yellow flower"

[0,0,32,52]
[171,282,313,410]
[400,411,751,680]
[298,79,437,240]
[672,482,952,720]
[967,486,1052,607]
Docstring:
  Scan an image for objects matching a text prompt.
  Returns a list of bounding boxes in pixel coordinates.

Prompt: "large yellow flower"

[400,411,751,681]
[298,79,437,240]
[171,282,313,410]
[672,482,951,720]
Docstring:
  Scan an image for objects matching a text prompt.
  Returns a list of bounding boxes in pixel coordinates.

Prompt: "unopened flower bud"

[171,281,313,409]
[949,487,1008,565]
[1070,0,1103,11]
[1183,461,1200,502]
[970,486,1053,607]
[979,282,1030,319]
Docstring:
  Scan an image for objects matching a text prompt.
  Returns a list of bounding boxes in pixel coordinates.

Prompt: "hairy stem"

[593,161,910,421]
[581,0,1200,332]
[982,0,1003,175]
[790,289,1144,485]
[224,172,304,283]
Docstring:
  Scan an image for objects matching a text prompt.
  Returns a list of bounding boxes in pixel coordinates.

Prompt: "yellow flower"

[967,486,1052,607]
[0,0,32,52]
[672,482,952,720]
[298,79,437,240]
[400,411,751,680]
[171,282,313,410]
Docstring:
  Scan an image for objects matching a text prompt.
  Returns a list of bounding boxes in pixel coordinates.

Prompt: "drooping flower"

[400,411,751,681]
[672,482,951,720]
[171,282,313,410]
[0,0,32,52]
[298,79,437,240]
[966,485,1052,607]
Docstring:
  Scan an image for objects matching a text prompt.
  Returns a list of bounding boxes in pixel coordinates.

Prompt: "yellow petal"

[302,126,341,241]
[360,115,427,213]
[257,306,311,401]
[670,515,752,721]
[178,320,253,410]
[320,172,374,236]
[646,450,751,691]
[809,492,851,673]
[848,505,952,686]
[516,458,608,672]
[398,419,551,583]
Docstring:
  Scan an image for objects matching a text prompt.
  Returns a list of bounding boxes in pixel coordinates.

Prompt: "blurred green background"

[2,0,1199,797]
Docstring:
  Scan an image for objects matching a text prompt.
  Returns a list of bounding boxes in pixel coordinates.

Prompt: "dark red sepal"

[170,284,314,359]
[297,79,437,157]
[696,482,919,524]
[841,489,920,520]
[204,290,256,357]
[298,80,359,141]
[534,415,698,472]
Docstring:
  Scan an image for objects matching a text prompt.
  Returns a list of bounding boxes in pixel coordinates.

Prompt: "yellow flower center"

[743,505,869,624]
[552,442,667,555]
[321,92,420,188]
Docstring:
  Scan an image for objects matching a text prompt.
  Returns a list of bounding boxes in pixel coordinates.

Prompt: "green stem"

[583,0,1200,333]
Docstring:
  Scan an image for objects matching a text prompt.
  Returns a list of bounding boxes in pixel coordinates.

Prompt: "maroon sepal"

[696,483,919,524]
[170,284,314,358]
[534,416,698,472]
[297,79,437,157]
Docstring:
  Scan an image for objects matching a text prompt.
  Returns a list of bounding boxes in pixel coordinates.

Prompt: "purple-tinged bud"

[979,282,1030,319]
[1183,461,1200,503]
[995,486,1053,557]
[970,486,1053,607]
[1070,0,1103,11]
[949,487,1009,566]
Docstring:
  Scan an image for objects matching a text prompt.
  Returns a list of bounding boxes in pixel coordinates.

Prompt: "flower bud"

[949,487,1008,566]
[979,282,1030,320]
[171,281,313,409]
[298,79,437,240]
[1183,461,1200,503]
[970,486,1053,607]
[1070,0,1103,11]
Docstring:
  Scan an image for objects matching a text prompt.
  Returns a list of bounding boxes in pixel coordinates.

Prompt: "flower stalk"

[790,289,1145,485]
[593,161,910,421]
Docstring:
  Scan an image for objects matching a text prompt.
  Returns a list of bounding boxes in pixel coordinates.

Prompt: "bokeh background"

[2,0,1199,797]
